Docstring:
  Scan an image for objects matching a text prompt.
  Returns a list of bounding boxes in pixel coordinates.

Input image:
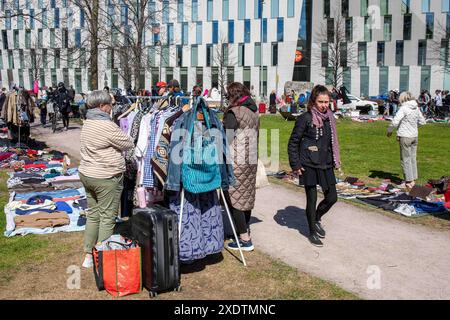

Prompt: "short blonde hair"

[399,91,415,105]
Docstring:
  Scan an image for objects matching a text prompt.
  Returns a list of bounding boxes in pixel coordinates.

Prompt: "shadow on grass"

[369,170,403,184]
[273,206,310,238]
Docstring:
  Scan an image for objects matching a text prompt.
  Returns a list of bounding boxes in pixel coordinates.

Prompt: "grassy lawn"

[260,115,450,185]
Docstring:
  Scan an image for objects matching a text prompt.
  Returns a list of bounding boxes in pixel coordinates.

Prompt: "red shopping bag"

[93,241,142,297]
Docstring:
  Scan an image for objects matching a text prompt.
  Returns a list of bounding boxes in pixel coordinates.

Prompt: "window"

[343,67,351,90]
[2,31,8,50]
[42,9,48,28]
[176,45,183,66]
[17,10,24,29]
[177,0,184,22]
[287,0,295,17]
[222,43,229,66]
[358,42,367,66]
[180,67,188,91]
[228,21,234,43]
[14,30,19,49]
[277,18,284,42]
[426,13,434,39]
[196,22,202,44]
[396,40,404,66]
[403,14,412,40]
[327,18,334,43]
[80,9,85,28]
[381,0,389,15]
[402,0,410,14]
[422,0,430,13]
[25,30,31,49]
[148,47,155,67]
[161,46,170,67]
[189,0,197,21]
[243,66,251,90]
[8,50,14,69]
[322,43,329,67]
[54,8,60,28]
[227,67,234,85]
[271,0,279,18]
[162,1,170,23]
[238,43,245,66]
[196,67,203,86]
[345,18,353,42]
[167,24,174,45]
[377,42,385,66]
[255,0,261,19]
[207,0,213,21]
[361,0,368,16]
[51,0,56,8]
[421,66,431,91]
[191,45,198,66]
[399,66,409,92]
[238,0,246,20]
[75,69,82,93]
[182,23,188,45]
[62,29,69,48]
[206,44,213,67]
[245,20,251,43]
[272,42,278,66]
[379,67,389,95]
[360,67,369,97]
[384,16,392,41]
[30,9,35,29]
[340,42,347,67]
[19,50,24,69]
[5,10,11,30]
[324,0,330,17]
[54,49,60,69]
[254,42,261,66]
[342,0,349,17]
[418,39,427,65]
[443,0,450,12]
[223,0,229,20]
[75,29,81,48]
[325,68,333,86]
[212,21,218,44]
[364,16,372,42]
[38,29,43,48]
[262,19,267,43]
[50,29,55,48]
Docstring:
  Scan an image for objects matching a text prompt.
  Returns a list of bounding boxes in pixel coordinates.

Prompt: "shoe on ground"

[227,239,254,252]
[308,233,324,247]
[314,222,326,239]
[82,254,93,268]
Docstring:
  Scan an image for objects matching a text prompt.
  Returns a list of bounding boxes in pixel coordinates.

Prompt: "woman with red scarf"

[288,85,341,247]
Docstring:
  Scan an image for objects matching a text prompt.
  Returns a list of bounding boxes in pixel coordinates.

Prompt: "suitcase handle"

[169,238,174,265]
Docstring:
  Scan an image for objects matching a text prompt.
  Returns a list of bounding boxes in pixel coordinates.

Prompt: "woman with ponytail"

[288,85,341,247]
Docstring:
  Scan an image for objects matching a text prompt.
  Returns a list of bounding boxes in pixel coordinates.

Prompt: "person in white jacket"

[387,92,426,189]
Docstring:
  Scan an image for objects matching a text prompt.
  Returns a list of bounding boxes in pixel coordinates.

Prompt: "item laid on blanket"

[445,185,450,209]
[14,212,70,228]
[409,185,433,200]
[93,235,142,297]
[344,177,359,184]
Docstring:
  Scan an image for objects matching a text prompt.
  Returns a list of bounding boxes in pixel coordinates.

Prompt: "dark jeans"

[231,208,252,235]
[305,185,338,234]
[40,108,47,125]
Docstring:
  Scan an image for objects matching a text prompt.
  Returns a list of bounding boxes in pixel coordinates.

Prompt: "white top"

[389,100,426,138]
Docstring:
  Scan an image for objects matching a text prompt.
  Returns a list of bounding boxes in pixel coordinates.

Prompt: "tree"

[428,19,450,76]
[213,35,237,108]
[313,4,357,89]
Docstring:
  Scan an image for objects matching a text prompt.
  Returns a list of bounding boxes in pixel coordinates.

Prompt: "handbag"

[92,239,142,297]
[181,98,222,194]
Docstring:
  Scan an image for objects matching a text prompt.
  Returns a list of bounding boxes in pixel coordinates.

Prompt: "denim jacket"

[165,98,235,192]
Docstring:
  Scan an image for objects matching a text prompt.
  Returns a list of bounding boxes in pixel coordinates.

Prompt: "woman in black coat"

[288,85,341,247]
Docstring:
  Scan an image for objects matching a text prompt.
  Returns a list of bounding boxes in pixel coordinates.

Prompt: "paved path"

[31,122,450,299]
[252,184,450,300]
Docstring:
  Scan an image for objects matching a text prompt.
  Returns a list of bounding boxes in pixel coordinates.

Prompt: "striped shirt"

[79,119,134,179]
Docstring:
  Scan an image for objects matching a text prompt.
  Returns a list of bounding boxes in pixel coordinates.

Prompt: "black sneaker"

[314,222,326,239]
[308,233,324,247]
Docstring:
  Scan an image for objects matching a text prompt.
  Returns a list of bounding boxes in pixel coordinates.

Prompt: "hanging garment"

[169,190,224,262]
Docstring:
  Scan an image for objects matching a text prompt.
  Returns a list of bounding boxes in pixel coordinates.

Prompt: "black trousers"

[223,191,252,235]
[40,108,47,125]
[305,185,338,234]
[61,111,70,129]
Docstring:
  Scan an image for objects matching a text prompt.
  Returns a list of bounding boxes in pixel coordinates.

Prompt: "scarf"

[311,107,341,169]
[86,108,111,121]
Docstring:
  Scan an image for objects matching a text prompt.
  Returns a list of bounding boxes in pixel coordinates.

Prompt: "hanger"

[118,99,139,120]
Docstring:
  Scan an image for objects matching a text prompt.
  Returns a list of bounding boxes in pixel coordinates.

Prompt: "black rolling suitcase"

[131,205,181,298]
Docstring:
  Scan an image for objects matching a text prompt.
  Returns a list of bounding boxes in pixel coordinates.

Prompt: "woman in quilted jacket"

[223,82,259,252]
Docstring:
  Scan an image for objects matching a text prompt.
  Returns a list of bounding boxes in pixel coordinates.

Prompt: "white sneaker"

[82,254,93,268]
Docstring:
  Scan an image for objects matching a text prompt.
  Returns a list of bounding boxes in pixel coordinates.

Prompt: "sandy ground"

[25,121,450,300]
